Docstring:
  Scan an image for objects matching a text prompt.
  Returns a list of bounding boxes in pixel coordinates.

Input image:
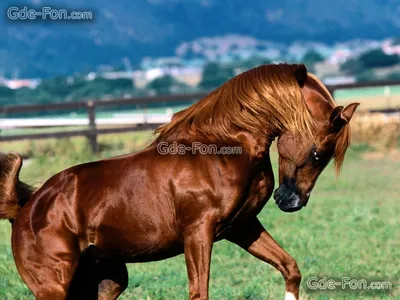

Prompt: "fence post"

[87,101,97,153]
[143,103,148,124]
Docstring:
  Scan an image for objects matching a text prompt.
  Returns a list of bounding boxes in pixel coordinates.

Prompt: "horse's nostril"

[273,188,284,205]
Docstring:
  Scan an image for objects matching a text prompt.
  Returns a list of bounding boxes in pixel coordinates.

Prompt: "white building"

[0,78,41,89]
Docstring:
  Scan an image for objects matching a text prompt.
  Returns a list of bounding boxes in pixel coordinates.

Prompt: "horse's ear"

[294,64,307,87]
[341,102,360,123]
[329,103,360,129]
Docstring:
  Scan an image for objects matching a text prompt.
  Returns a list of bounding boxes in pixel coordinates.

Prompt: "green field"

[0,134,398,299]
[334,85,400,100]
[334,86,400,110]
[0,104,191,120]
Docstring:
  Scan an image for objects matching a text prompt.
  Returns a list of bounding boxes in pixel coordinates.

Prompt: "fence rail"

[1,80,400,152]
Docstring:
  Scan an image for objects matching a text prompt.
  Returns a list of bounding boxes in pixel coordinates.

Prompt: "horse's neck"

[152,129,275,168]
[232,131,274,163]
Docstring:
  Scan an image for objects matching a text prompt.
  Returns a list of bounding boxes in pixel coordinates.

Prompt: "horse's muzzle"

[273,182,307,213]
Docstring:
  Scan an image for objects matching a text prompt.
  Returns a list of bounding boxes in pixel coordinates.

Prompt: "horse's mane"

[154,64,315,143]
[307,72,351,176]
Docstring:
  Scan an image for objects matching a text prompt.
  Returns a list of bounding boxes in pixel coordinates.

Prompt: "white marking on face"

[306,187,314,198]
[285,291,297,300]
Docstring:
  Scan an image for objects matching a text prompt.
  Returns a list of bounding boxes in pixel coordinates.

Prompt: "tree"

[340,58,366,75]
[385,72,400,80]
[239,57,271,70]
[359,49,399,69]
[199,62,235,90]
[0,86,15,98]
[0,86,15,106]
[73,78,135,99]
[147,75,187,95]
[356,70,378,82]
[302,50,324,71]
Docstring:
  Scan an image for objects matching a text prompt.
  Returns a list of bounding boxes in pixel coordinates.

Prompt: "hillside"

[1,0,399,77]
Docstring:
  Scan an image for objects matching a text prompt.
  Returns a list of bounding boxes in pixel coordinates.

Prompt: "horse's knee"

[284,258,302,287]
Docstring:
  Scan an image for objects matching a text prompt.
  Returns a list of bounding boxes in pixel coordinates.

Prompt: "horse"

[0,64,358,300]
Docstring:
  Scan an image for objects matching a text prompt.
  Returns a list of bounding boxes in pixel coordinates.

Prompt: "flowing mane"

[307,72,351,175]
[154,64,315,143]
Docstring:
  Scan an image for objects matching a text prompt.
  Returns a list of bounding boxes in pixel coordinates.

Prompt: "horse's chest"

[215,172,274,238]
[242,173,274,214]
[227,171,274,220]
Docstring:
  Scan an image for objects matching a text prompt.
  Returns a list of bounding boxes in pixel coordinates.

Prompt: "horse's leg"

[12,233,80,299]
[183,222,214,300]
[68,246,128,300]
[97,260,128,300]
[226,217,301,300]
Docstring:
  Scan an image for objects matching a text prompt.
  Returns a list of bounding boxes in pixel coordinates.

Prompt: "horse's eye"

[312,149,320,161]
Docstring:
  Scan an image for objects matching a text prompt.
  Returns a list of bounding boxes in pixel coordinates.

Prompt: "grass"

[334,85,400,110]
[335,85,400,100]
[335,95,400,111]
[0,131,156,160]
[0,134,398,299]
[351,114,400,149]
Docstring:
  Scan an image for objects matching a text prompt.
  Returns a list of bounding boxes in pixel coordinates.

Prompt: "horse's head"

[274,71,359,212]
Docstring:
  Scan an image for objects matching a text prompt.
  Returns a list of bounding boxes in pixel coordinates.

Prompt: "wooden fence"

[0,92,205,151]
[0,80,399,152]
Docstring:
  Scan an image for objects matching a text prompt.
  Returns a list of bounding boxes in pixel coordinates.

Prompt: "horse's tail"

[0,153,35,220]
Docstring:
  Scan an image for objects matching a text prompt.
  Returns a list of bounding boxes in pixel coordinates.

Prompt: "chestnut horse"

[0,64,358,300]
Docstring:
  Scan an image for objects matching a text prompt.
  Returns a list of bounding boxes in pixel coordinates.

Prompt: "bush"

[359,49,399,69]
[340,58,365,74]
[356,70,378,82]
[199,62,235,90]
[341,49,400,76]
[302,50,325,71]
[238,57,271,70]
[384,72,400,81]
[147,75,187,95]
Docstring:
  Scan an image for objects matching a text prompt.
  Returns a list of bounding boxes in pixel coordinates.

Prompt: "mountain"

[1,0,399,78]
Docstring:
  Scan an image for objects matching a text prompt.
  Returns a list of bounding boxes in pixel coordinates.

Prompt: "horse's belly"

[88,206,182,262]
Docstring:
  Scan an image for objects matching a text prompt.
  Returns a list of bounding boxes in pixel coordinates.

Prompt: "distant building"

[322,76,356,86]
[314,61,341,78]
[0,78,41,89]
[141,57,184,70]
[327,49,352,65]
[382,40,400,55]
[86,71,134,81]
[142,66,203,87]
[85,65,203,88]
